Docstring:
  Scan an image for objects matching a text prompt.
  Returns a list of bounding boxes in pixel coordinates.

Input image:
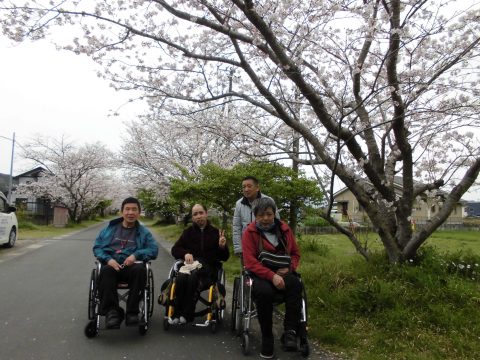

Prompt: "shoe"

[125,313,139,326]
[105,309,122,329]
[283,330,298,351]
[179,316,187,324]
[260,336,274,359]
[168,317,179,325]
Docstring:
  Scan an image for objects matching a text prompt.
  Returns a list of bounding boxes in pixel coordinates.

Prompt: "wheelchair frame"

[231,270,310,357]
[84,261,154,337]
[159,260,226,333]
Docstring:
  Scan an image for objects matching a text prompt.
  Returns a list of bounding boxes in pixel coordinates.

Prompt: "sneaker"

[105,309,122,329]
[179,316,187,324]
[283,330,298,352]
[168,317,179,325]
[125,313,139,326]
[260,336,274,359]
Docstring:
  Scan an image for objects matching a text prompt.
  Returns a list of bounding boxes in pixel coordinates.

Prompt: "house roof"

[13,166,49,179]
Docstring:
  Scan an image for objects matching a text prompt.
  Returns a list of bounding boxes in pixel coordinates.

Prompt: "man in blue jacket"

[93,197,159,329]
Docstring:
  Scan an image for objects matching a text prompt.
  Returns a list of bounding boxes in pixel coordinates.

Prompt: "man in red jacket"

[242,197,302,359]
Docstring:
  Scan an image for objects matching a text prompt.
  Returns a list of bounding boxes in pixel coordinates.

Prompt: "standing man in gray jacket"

[232,176,276,257]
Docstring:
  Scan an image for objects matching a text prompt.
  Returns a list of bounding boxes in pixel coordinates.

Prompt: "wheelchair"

[84,261,154,337]
[231,270,310,357]
[158,259,226,333]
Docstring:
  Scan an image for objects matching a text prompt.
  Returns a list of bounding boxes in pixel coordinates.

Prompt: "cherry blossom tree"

[14,136,117,222]
[3,0,480,261]
[121,114,244,200]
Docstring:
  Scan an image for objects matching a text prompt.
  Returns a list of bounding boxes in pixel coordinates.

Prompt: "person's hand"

[219,229,227,248]
[107,259,122,271]
[276,267,289,277]
[184,253,194,264]
[123,254,136,267]
[272,274,285,290]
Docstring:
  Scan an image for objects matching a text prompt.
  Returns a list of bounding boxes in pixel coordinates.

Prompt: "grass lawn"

[18,216,115,240]
[150,223,480,360]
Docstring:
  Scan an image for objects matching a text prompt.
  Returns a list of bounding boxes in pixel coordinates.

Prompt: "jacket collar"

[109,217,140,228]
[192,220,211,231]
[240,191,263,206]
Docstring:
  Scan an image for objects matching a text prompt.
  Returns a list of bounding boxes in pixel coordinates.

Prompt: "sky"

[0,37,146,176]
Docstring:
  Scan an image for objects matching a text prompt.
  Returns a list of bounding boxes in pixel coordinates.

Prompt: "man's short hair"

[121,197,141,212]
[252,197,277,216]
[242,175,259,185]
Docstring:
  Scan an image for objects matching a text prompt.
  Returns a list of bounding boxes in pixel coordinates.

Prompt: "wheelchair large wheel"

[88,268,97,320]
[218,269,226,322]
[147,267,155,318]
[231,276,242,335]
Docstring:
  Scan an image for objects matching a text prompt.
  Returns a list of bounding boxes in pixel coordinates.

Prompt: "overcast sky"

[0,37,145,176]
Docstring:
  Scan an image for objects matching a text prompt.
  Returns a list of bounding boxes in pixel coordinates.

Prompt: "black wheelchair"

[158,260,226,333]
[84,261,154,337]
[231,270,310,357]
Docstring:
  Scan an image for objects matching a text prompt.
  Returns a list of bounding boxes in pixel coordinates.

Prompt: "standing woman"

[242,197,302,359]
[170,203,229,324]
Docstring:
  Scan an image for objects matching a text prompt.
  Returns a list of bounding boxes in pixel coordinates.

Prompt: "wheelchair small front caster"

[84,321,98,338]
[139,324,148,335]
[241,333,250,355]
[209,321,217,334]
[300,339,310,358]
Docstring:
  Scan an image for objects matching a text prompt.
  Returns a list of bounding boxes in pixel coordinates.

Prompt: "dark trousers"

[174,268,213,321]
[252,273,302,338]
[97,263,147,315]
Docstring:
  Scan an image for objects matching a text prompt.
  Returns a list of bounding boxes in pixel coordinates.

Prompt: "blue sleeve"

[93,227,112,264]
[134,228,159,261]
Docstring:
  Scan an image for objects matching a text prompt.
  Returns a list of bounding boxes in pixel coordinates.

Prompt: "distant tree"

[136,188,177,223]
[14,136,116,223]
[91,199,113,218]
[3,1,479,262]
[169,160,323,231]
[121,115,243,195]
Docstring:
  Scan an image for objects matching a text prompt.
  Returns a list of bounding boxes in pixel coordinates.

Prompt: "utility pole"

[0,132,15,203]
[8,132,15,203]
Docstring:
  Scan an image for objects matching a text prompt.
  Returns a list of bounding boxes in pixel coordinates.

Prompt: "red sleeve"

[242,226,275,281]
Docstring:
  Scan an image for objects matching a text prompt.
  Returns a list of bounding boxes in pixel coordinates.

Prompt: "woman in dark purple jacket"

[170,203,229,324]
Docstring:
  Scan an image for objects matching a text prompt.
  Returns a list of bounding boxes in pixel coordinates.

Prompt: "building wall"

[334,190,464,224]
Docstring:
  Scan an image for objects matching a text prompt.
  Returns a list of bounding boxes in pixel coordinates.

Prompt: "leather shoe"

[106,309,122,329]
[125,313,139,326]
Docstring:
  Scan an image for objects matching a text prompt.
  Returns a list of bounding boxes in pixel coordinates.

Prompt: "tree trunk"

[289,132,300,234]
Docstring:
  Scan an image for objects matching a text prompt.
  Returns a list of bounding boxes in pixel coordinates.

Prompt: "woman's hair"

[252,197,277,216]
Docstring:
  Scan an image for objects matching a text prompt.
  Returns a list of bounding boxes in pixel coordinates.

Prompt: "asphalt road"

[0,222,327,360]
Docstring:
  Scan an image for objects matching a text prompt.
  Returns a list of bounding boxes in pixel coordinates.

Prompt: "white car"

[0,191,18,248]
